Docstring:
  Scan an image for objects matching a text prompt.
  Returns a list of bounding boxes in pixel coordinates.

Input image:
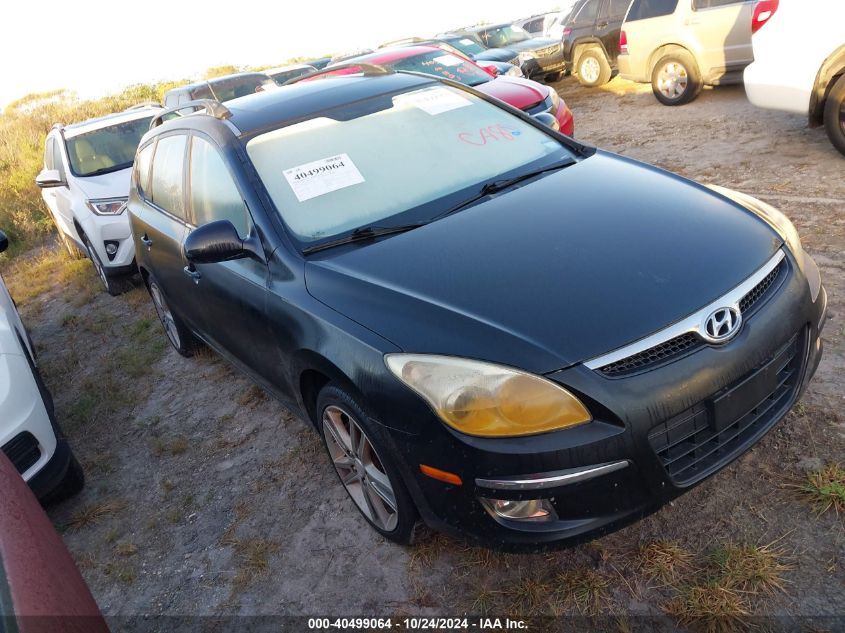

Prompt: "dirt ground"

[5,75,844,630]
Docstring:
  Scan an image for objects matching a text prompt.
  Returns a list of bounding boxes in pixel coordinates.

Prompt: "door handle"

[141,235,153,250]
[183,265,202,284]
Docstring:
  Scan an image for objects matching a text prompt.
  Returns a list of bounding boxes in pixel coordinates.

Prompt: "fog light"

[480,497,557,522]
[104,240,119,260]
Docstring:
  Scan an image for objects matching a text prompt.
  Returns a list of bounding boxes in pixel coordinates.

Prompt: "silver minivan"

[618,0,755,105]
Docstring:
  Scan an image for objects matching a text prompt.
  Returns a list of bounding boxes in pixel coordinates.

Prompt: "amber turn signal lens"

[420,464,463,486]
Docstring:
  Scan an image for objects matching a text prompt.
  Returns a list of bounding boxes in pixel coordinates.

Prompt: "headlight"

[506,65,523,77]
[706,185,801,254]
[86,197,127,215]
[548,87,561,111]
[385,354,591,438]
[518,51,537,63]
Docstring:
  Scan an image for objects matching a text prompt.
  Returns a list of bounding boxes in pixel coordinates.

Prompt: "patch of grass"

[116,541,138,557]
[708,543,790,594]
[226,536,282,591]
[67,500,125,531]
[103,559,136,584]
[798,464,845,516]
[664,584,750,633]
[114,317,168,378]
[638,541,695,585]
[504,576,556,616]
[237,384,268,408]
[151,435,189,457]
[557,568,611,616]
[83,451,116,476]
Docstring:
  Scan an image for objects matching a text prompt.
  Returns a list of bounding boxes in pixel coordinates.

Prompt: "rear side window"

[626,0,679,20]
[150,135,187,219]
[693,0,744,8]
[609,0,632,18]
[189,136,250,237]
[135,142,154,199]
[574,0,600,24]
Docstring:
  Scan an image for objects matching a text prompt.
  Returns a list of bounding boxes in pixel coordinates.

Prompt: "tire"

[651,51,702,106]
[545,71,563,82]
[82,234,131,296]
[823,74,845,157]
[42,452,85,504]
[317,383,420,545]
[576,47,611,87]
[146,273,200,357]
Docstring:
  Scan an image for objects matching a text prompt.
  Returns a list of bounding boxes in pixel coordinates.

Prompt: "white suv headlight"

[86,197,127,216]
[385,354,591,438]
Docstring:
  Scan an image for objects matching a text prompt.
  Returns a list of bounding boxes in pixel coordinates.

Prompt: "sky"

[1,0,561,108]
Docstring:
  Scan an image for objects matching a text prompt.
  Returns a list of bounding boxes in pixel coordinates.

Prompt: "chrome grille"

[740,260,784,314]
[598,332,701,377]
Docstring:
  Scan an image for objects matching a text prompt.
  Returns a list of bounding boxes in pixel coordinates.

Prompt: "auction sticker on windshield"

[396,87,472,116]
[283,154,365,202]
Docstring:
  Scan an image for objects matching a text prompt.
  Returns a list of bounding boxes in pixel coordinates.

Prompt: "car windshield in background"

[481,25,531,48]
[442,36,487,56]
[210,75,275,101]
[246,85,570,244]
[269,68,314,85]
[66,117,154,177]
[388,52,492,86]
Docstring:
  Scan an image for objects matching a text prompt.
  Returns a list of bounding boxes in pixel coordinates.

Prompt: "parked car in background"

[0,230,85,503]
[327,46,573,134]
[35,104,162,295]
[330,49,375,64]
[512,12,562,38]
[561,0,630,87]
[306,57,332,70]
[265,64,317,85]
[379,37,523,78]
[163,73,277,108]
[129,69,824,548]
[383,35,522,72]
[0,452,107,632]
[543,3,581,40]
[470,23,566,82]
[619,0,754,105]
[744,0,845,157]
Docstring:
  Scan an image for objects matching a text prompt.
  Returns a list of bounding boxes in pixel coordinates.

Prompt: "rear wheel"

[823,74,845,157]
[317,383,420,544]
[147,274,199,357]
[82,234,130,296]
[576,47,611,87]
[651,52,702,106]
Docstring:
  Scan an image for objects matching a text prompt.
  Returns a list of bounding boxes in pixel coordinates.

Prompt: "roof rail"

[125,101,161,111]
[286,63,394,86]
[149,99,232,129]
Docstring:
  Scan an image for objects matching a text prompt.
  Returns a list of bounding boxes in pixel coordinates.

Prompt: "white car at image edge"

[743,0,845,156]
[0,230,84,501]
[36,104,163,294]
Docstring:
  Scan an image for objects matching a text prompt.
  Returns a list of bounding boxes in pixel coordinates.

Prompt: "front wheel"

[82,234,131,296]
[147,274,199,357]
[823,74,845,157]
[651,52,702,106]
[318,384,420,544]
[41,452,85,504]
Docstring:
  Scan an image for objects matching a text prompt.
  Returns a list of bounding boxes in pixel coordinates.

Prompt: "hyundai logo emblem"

[704,307,742,343]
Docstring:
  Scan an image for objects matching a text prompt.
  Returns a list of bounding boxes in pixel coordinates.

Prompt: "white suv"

[36,104,162,295]
[0,230,84,502]
[743,0,845,157]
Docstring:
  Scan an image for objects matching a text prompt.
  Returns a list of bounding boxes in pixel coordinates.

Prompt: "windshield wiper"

[430,158,576,222]
[302,222,427,255]
[83,162,133,177]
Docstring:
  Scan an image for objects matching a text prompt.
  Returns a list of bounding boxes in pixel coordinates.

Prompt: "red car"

[0,453,108,633]
[324,46,575,136]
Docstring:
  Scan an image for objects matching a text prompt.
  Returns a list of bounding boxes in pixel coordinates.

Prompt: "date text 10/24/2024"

[307,618,528,630]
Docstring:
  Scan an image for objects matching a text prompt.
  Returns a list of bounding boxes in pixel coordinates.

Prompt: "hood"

[475,77,548,111]
[474,48,518,63]
[507,38,560,54]
[305,152,781,374]
[72,168,132,200]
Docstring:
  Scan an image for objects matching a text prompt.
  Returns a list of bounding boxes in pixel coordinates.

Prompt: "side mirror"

[35,169,65,189]
[0,230,8,254]
[533,112,560,132]
[479,62,499,78]
[183,220,247,264]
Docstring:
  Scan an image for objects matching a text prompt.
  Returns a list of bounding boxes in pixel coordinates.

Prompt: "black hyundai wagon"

[128,68,826,549]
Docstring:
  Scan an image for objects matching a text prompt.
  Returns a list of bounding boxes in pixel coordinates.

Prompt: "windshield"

[270,67,314,85]
[442,36,487,56]
[246,85,571,244]
[66,116,154,177]
[209,75,276,101]
[481,25,531,48]
[387,51,492,87]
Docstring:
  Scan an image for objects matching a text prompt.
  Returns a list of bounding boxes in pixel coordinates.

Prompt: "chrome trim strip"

[475,460,630,491]
[585,250,786,371]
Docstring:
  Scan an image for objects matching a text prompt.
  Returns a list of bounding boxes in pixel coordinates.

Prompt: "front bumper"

[384,252,826,549]
[522,52,567,78]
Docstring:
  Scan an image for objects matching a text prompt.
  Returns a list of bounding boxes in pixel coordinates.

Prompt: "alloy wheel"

[840,99,845,134]
[657,62,689,100]
[149,282,182,350]
[580,57,600,84]
[322,404,398,532]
